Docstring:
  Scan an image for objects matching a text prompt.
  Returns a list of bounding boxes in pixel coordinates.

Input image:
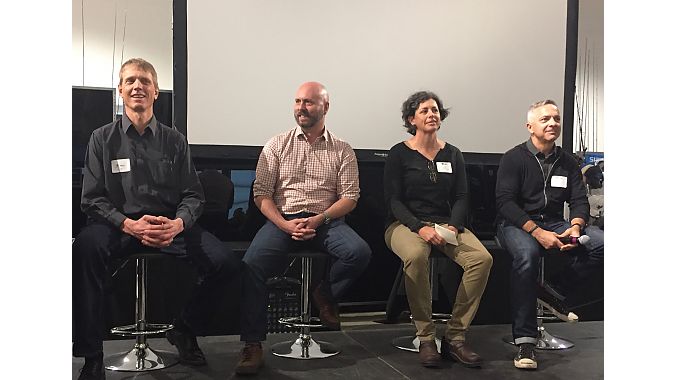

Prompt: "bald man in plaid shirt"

[235,82,372,374]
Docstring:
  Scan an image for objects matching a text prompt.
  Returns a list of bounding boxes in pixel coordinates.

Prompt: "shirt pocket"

[147,157,175,188]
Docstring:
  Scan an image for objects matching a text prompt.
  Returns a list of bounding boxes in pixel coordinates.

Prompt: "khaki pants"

[385,221,493,342]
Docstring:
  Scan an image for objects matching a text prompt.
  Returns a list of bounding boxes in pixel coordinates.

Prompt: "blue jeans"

[240,214,372,342]
[496,219,603,345]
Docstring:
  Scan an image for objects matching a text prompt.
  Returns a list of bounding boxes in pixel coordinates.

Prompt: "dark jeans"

[240,214,372,342]
[496,219,603,345]
[72,221,239,358]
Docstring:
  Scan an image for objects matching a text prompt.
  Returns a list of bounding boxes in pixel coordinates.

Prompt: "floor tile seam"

[338,330,412,380]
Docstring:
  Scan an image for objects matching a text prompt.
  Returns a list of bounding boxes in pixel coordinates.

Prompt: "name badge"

[436,161,453,173]
[111,158,131,173]
[551,175,567,188]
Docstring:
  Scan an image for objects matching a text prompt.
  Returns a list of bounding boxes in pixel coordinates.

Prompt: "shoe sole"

[537,299,579,322]
[166,332,207,366]
[542,282,566,301]
[514,358,537,369]
[448,351,483,368]
[421,360,441,368]
[235,363,264,375]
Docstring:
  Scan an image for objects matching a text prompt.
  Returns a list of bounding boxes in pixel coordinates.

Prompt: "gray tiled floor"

[72,321,603,379]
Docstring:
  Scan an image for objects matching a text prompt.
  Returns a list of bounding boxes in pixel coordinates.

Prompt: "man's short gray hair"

[527,99,558,121]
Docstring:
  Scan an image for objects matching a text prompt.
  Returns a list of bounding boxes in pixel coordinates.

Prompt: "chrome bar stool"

[391,249,455,353]
[105,252,178,372]
[271,249,340,359]
[502,254,575,350]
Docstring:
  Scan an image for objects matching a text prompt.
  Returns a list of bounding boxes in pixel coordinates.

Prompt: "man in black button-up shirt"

[73,58,238,380]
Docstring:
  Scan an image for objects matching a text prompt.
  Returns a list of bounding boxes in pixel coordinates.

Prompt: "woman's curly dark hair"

[401,91,449,135]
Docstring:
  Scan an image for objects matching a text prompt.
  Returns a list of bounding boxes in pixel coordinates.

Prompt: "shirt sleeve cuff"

[109,212,127,230]
[176,211,194,230]
[409,221,426,233]
[515,215,531,229]
[449,221,465,232]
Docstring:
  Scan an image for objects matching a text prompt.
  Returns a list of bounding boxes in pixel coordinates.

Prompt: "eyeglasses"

[427,161,437,183]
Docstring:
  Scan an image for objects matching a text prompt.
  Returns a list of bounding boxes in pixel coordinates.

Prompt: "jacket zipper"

[532,154,561,215]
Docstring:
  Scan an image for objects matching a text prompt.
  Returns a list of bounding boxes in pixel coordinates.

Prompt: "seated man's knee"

[241,248,285,282]
[240,258,267,284]
[213,244,242,270]
[480,250,494,270]
[401,251,429,272]
[510,246,540,274]
[348,239,372,271]
[585,226,604,246]
[72,223,115,262]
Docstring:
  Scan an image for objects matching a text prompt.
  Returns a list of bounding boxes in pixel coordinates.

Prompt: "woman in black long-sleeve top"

[383,91,492,368]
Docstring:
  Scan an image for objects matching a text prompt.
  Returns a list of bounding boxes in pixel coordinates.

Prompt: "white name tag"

[436,161,453,173]
[551,175,567,188]
[111,158,131,173]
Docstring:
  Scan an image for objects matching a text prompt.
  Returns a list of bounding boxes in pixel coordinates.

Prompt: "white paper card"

[434,224,458,246]
[551,175,567,188]
[111,158,131,173]
[436,161,453,173]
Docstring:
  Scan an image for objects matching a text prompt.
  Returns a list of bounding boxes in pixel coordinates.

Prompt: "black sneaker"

[78,354,106,380]
[537,284,578,322]
[166,327,207,366]
[514,343,537,370]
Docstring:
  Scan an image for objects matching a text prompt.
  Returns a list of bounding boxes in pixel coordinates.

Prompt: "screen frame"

[172,0,578,160]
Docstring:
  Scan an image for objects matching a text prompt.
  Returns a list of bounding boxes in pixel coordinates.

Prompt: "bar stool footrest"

[278,316,323,329]
[431,313,452,323]
[110,323,174,336]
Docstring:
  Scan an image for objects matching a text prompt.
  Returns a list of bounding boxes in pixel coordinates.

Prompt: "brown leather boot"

[311,283,341,330]
[418,340,441,367]
[235,342,264,375]
[441,337,483,367]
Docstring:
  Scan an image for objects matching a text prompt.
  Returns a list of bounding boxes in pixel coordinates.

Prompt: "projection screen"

[186,0,567,153]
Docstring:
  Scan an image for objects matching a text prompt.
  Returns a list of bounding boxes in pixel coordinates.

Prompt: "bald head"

[294,82,330,130]
[297,81,329,103]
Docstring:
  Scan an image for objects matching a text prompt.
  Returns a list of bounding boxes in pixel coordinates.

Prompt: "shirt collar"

[526,138,559,159]
[294,125,328,142]
[122,112,158,136]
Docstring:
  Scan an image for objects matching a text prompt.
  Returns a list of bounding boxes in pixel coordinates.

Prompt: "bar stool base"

[271,336,340,359]
[105,344,178,371]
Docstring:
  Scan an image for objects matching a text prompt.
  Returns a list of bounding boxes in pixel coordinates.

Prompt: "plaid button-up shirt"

[253,126,360,215]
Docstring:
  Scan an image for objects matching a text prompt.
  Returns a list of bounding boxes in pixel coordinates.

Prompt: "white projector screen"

[186,0,567,153]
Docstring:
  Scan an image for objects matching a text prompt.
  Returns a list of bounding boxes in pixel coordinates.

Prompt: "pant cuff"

[514,336,538,345]
[444,330,465,342]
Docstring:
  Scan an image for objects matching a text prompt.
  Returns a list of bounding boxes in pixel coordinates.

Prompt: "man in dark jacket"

[495,100,603,370]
